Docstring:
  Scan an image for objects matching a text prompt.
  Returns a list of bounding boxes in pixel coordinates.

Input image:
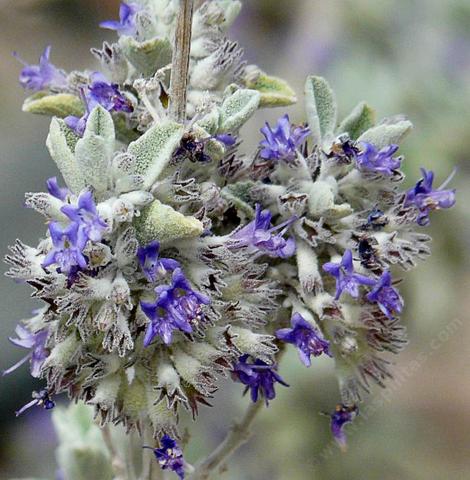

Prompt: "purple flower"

[65,89,91,137]
[260,114,310,162]
[214,133,237,146]
[15,389,55,417]
[322,249,375,300]
[88,72,133,113]
[46,177,68,201]
[14,46,67,91]
[61,191,107,242]
[65,74,131,136]
[144,435,185,479]
[140,268,210,346]
[137,241,180,282]
[327,137,360,164]
[329,403,358,450]
[42,221,88,274]
[356,143,402,175]
[276,313,331,367]
[3,325,48,378]
[364,207,389,231]
[405,168,456,226]
[232,355,289,406]
[100,2,142,36]
[366,271,403,318]
[230,204,296,258]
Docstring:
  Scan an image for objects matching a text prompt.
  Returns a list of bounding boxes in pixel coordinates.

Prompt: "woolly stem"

[142,425,163,480]
[189,400,265,479]
[169,0,194,123]
[100,425,128,480]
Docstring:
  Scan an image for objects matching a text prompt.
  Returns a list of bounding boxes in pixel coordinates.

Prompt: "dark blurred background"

[0,1,469,479]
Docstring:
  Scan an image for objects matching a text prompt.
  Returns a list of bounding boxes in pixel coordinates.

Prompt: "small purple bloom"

[322,249,375,300]
[144,435,185,479]
[65,74,131,136]
[137,241,180,282]
[100,2,142,36]
[276,313,331,367]
[364,207,389,231]
[14,46,67,91]
[214,133,237,146]
[260,114,310,162]
[64,89,91,136]
[230,204,296,258]
[405,168,456,226]
[366,271,403,318]
[15,389,55,417]
[3,325,48,378]
[88,72,133,113]
[42,221,88,274]
[329,403,358,450]
[356,143,402,175]
[46,177,68,201]
[141,268,210,346]
[61,191,107,242]
[232,355,289,406]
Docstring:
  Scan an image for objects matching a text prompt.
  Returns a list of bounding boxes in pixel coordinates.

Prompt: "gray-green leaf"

[23,92,84,118]
[119,36,172,77]
[337,101,376,140]
[215,0,242,29]
[357,120,413,149]
[219,88,260,132]
[46,118,85,193]
[129,121,184,189]
[304,75,337,145]
[56,446,113,480]
[134,199,204,244]
[52,403,113,480]
[244,67,297,108]
[74,106,115,193]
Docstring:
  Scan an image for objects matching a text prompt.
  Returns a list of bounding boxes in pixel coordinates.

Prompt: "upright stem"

[100,425,128,480]
[142,424,163,480]
[190,401,264,480]
[169,0,194,123]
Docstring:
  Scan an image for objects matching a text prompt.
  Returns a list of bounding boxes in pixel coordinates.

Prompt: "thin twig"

[169,0,194,123]
[190,400,265,479]
[101,425,127,480]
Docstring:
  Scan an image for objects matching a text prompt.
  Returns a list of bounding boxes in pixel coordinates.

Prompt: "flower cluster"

[5,0,456,477]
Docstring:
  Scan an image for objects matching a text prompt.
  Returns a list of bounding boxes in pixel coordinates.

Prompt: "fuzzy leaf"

[146,389,178,438]
[134,199,204,245]
[304,75,337,145]
[53,403,113,480]
[83,105,115,144]
[128,121,184,189]
[56,446,113,480]
[215,0,242,29]
[119,36,172,77]
[357,120,413,149]
[337,101,376,140]
[114,114,140,143]
[46,118,85,193]
[244,67,297,107]
[219,88,260,132]
[74,106,115,193]
[195,108,221,135]
[52,403,96,444]
[23,92,84,118]
[221,181,256,217]
[192,124,225,161]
